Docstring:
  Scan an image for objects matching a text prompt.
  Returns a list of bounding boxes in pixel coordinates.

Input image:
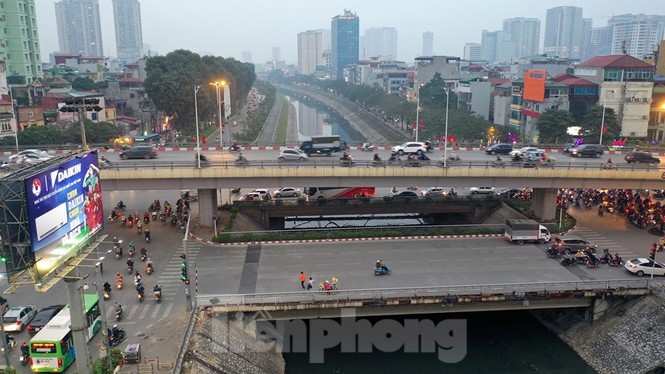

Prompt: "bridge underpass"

[98,165,664,225]
[235,197,502,229]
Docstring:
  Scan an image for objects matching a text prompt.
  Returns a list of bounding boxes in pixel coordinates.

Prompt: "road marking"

[139,304,152,319]
[161,303,173,319]
[127,305,139,319]
[151,304,162,319]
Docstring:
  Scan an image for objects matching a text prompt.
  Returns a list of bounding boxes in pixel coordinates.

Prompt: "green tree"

[71,77,95,91]
[143,50,256,134]
[535,107,575,143]
[579,105,621,145]
[93,80,109,90]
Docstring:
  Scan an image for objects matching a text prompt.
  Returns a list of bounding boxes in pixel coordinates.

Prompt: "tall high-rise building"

[112,0,143,62]
[579,18,593,61]
[331,9,359,80]
[298,30,323,75]
[502,18,541,59]
[608,14,665,58]
[481,30,513,64]
[543,6,583,59]
[363,27,397,60]
[463,43,482,60]
[314,29,331,50]
[272,47,281,62]
[590,26,613,56]
[422,32,433,56]
[55,0,104,57]
[0,0,43,83]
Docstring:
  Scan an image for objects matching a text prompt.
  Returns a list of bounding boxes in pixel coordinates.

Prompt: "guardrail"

[99,159,664,171]
[197,279,650,307]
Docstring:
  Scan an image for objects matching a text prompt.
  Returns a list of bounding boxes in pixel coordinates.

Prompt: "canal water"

[283,93,366,145]
[283,310,595,374]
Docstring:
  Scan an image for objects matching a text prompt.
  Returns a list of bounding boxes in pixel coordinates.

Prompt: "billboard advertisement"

[24,151,103,272]
[524,69,546,102]
[224,85,232,119]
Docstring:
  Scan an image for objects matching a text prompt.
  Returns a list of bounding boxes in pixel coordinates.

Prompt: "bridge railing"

[196,279,650,307]
[99,159,663,171]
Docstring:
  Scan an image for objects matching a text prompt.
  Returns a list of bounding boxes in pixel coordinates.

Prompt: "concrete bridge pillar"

[198,188,218,227]
[532,188,558,221]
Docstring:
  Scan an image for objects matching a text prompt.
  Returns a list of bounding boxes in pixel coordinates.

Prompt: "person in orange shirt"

[299,272,306,289]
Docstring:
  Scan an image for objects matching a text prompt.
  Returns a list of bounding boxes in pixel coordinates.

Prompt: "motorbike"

[115,307,124,321]
[127,263,134,274]
[229,143,241,151]
[146,265,154,275]
[649,227,665,236]
[109,328,126,347]
[372,159,385,167]
[447,153,461,162]
[121,216,127,226]
[585,259,601,268]
[19,351,29,366]
[141,253,147,262]
[115,201,126,211]
[103,289,111,300]
[152,211,158,221]
[491,160,505,168]
[128,219,133,228]
[546,246,562,258]
[154,290,162,303]
[339,156,355,167]
[143,215,149,224]
[116,279,123,289]
[137,290,145,303]
[235,156,250,166]
[145,232,151,243]
[560,255,585,266]
[115,250,122,260]
[128,247,135,258]
[361,143,375,152]
[374,264,392,275]
[608,257,624,267]
[0,160,11,172]
[231,188,242,195]
[601,163,616,170]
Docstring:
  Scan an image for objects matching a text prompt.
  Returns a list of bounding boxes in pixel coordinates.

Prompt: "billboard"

[224,85,232,119]
[24,151,103,272]
[524,69,546,102]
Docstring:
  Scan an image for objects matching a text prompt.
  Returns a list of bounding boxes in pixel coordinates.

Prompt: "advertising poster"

[523,69,546,102]
[24,152,103,272]
[224,85,232,119]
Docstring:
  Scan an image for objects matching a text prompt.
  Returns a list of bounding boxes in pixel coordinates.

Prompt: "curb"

[188,233,505,246]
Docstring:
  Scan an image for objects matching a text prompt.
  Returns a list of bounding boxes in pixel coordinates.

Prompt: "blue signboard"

[24,152,103,257]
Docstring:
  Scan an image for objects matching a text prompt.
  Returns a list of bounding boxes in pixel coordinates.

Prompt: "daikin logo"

[49,163,81,189]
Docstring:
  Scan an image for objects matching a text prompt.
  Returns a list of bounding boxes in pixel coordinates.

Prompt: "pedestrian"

[307,277,313,290]
[299,272,306,289]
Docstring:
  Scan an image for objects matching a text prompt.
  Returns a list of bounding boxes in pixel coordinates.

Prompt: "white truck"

[504,219,551,245]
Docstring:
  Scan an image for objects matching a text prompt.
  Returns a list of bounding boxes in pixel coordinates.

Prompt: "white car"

[421,187,446,197]
[9,149,52,164]
[625,258,665,277]
[239,192,262,201]
[470,187,496,195]
[2,305,37,332]
[509,147,543,158]
[273,187,301,198]
[391,142,426,155]
[278,149,308,162]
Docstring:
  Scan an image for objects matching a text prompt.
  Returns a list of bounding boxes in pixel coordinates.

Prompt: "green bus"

[29,294,101,372]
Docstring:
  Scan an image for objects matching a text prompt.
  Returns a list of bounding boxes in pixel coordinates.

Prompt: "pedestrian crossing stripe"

[106,302,174,320]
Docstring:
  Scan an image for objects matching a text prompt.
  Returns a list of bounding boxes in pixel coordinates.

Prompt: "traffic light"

[180,254,189,284]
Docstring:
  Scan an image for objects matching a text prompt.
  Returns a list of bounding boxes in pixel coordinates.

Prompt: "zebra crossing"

[104,242,201,322]
[574,226,640,258]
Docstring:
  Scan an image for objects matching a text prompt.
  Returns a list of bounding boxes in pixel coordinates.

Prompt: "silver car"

[3,305,37,332]
[278,149,308,162]
[9,149,52,164]
[273,187,301,198]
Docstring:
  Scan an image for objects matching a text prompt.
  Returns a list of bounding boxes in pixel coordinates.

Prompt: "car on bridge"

[485,143,513,155]
[8,149,51,163]
[421,187,446,197]
[383,190,418,201]
[625,151,660,164]
[625,258,665,277]
[509,147,544,158]
[119,146,158,160]
[273,187,302,198]
[391,142,427,155]
[568,144,604,158]
[470,187,496,195]
[278,149,308,162]
[239,192,262,201]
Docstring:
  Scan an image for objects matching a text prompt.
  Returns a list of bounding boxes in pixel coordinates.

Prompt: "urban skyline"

[33,1,665,64]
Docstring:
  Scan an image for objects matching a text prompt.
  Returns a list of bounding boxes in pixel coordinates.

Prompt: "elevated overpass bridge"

[94,160,665,225]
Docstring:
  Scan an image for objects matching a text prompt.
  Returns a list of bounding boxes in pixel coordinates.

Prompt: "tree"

[579,105,621,145]
[143,50,256,134]
[535,107,575,144]
[71,77,95,91]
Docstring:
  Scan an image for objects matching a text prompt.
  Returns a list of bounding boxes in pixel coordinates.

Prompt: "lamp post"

[414,84,423,142]
[182,213,193,311]
[210,80,226,148]
[194,86,201,169]
[443,84,450,168]
[84,263,110,369]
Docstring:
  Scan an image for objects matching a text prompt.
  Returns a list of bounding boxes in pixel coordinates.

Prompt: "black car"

[569,144,604,158]
[119,146,158,160]
[485,143,513,155]
[625,151,660,164]
[27,304,65,335]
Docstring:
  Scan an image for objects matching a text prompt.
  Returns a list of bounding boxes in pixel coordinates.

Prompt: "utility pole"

[182,214,193,311]
[59,97,103,151]
[65,276,91,374]
[0,296,10,368]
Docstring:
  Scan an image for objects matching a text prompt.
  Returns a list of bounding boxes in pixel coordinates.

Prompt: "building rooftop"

[578,55,655,69]
[552,73,597,86]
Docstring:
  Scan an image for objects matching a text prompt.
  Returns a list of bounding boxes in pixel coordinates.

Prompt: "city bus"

[303,187,376,200]
[29,294,102,372]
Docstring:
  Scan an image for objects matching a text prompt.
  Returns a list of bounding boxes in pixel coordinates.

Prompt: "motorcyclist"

[134,271,142,286]
[373,153,381,161]
[153,284,162,293]
[143,212,149,222]
[114,302,123,315]
[612,253,622,264]
[103,281,112,293]
[136,283,145,297]
[115,245,123,258]
[146,258,154,272]
[496,155,503,162]
[116,272,123,284]
[20,341,29,357]
[140,246,147,258]
[116,201,125,210]
[145,229,151,241]
[127,258,134,271]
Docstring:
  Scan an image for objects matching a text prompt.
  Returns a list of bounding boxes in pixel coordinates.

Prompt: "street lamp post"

[599,105,606,146]
[183,213,193,311]
[210,81,226,149]
[443,84,450,168]
[194,86,201,169]
[415,84,421,142]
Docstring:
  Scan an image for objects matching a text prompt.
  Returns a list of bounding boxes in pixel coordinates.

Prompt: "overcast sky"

[36,0,664,64]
